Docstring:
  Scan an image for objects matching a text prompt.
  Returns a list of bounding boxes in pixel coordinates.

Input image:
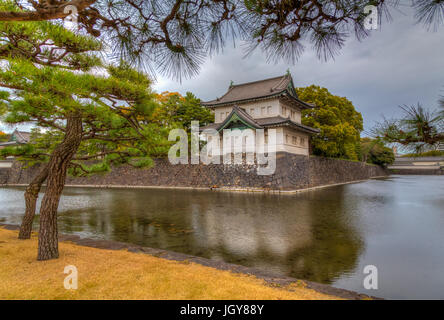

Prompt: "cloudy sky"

[154,7,444,134]
[1,7,443,134]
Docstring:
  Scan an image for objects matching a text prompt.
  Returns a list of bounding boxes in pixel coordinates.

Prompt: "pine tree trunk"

[37,114,83,261]
[18,165,49,239]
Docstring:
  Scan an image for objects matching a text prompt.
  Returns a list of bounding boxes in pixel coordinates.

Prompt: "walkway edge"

[1,176,389,194]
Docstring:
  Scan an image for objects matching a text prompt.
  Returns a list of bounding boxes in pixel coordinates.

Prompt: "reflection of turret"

[187,189,363,283]
[190,194,314,274]
[282,186,364,284]
[196,197,312,251]
[55,186,363,285]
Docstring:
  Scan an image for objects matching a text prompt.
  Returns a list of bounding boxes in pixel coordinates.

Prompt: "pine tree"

[0,14,170,260]
[1,1,444,79]
[372,105,444,153]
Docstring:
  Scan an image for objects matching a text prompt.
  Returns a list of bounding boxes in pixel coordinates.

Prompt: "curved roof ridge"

[202,74,293,106]
[213,105,263,131]
[255,116,320,134]
[12,128,31,143]
[233,105,261,126]
[271,74,291,92]
[215,84,236,102]
[231,74,287,88]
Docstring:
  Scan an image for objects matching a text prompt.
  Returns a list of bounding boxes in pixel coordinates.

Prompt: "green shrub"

[360,138,395,166]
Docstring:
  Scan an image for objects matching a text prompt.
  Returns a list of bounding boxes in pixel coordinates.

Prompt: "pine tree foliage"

[1,1,443,80]
[0,7,172,259]
[0,14,171,175]
[372,104,444,153]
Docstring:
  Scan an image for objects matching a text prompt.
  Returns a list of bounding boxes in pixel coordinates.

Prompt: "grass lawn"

[0,227,341,300]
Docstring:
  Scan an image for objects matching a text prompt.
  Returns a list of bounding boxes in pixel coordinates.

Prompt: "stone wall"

[4,153,388,191]
[0,168,9,184]
[308,156,387,187]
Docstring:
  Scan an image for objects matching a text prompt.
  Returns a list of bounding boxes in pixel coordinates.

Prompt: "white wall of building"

[202,127,310,156]
[278,127,310,155]
[279,100,302,123]
[212,98,302,123]
[207,97,309,156]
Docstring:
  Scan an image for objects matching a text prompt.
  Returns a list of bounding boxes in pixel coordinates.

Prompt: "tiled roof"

[256,117,320,134]
[199,123,220,131]
[200,107,319,135]
[220,106,263,130]
[12,129,31,143]
[202,74,314,109]
[200,106,261,132]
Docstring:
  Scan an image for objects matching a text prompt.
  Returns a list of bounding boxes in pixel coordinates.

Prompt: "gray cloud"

[2,8,443,134]
[153,8,444,133]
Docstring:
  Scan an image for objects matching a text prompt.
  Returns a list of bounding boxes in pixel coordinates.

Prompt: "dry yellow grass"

[0,227,340,300]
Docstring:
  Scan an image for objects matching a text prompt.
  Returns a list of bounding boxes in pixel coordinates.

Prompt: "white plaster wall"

[0,160,13,168]
[213,98,281,123]
[201,127,309,156]
[213,106,234,123]
[212,98,303,124]
[279,101,302,123]
[240,100,281,119]
[278,127,309,155]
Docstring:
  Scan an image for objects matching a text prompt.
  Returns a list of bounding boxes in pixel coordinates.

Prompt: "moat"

[1,175,443,299]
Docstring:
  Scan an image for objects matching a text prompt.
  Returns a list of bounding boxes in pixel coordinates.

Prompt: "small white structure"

[201,73,319,155]
[0,129,31,166]
[0,129,30,148]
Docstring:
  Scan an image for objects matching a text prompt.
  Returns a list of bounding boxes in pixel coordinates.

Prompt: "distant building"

[388,156,444,175]
[421,140,444,153]
[0,129,31,150]
[200,73,319,155]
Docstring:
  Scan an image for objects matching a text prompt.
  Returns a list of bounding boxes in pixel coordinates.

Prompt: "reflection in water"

[69,188,364,284]
[1,175,444,299]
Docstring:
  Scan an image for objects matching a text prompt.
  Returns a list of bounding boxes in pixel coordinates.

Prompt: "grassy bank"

[0,227,340,300]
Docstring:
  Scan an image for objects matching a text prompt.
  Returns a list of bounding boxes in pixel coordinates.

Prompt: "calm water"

[1,175,444,299]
